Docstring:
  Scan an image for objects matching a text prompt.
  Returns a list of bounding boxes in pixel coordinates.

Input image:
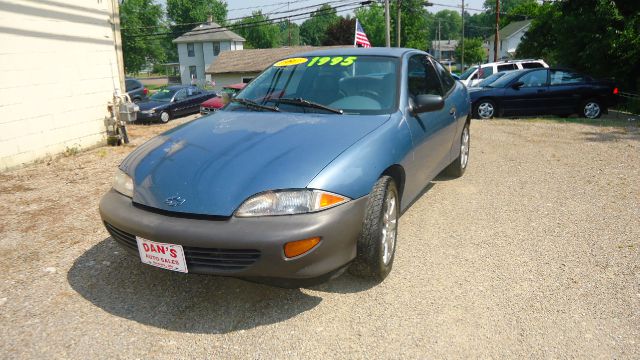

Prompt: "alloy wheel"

[381,189,398,265]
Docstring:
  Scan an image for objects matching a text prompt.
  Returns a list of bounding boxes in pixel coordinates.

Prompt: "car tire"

[350,176,399,281]
[160,111,171,123]
[582,99,602,119]
[444,121,470,177]
[133,97,141,104]
[474,99,496,119]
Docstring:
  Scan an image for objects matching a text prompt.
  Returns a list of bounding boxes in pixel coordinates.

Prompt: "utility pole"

[438,19,441,61]
[460,0,465,71]
[288,1,291,46]
[396,0,402,47]
[385,0,391,47]
[493,0,500,61]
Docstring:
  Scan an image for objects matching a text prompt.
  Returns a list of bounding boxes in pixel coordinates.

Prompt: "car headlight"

[141,109,155,114]
[235,190,349,217]
[113,168,134,198]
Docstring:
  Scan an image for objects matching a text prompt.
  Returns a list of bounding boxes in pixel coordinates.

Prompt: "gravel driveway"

[1,116,638,358]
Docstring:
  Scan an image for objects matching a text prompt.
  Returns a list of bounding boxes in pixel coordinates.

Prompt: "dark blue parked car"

[469,68,618,119]
[136,85,217,123]
[99,48,471,285]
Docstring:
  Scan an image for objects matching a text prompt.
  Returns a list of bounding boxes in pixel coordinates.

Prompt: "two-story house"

[172,17,245,86]
[486,20,532,62]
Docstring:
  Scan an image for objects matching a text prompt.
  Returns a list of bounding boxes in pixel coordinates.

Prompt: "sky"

[156,0,488,23]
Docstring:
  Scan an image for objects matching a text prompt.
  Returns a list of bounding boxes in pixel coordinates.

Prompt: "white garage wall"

[0,0,122,170]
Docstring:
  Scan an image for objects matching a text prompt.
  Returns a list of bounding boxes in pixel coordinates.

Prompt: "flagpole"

[354,19,358,47]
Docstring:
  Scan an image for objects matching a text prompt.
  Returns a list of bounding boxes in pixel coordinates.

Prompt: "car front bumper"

[98,190,367,279]
[136,111,161,122]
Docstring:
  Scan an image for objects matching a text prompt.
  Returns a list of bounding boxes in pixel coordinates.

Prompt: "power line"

[129,4,367,40]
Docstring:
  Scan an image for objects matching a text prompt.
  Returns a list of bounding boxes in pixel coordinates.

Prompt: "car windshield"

[476,72,508,87]
[459,66,478,80]
[149,88,176,102]
[488,70,524,88]
[230,55,399,115]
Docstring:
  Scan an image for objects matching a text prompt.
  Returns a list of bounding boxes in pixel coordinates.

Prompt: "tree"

[234,11,280,49]
[278,21,301,47]
[299,5,339,46]
[323,16,356,46]
[391,0,431,49]
[431,10,462,41]
[455,38,485,65]
[166,0,227,34]
[464,11,493,39]
[120,0,166,73]
[517,0,640,90]
[354,2,386,47]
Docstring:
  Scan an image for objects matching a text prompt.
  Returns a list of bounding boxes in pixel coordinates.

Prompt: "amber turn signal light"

[284,237,321,258]
[319,193,346,208]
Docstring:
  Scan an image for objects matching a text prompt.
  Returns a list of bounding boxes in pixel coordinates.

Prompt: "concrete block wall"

[0,0,122,170]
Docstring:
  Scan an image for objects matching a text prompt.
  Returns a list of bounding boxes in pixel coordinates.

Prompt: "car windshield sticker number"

[274,57,309,67]
[307,56,357,67]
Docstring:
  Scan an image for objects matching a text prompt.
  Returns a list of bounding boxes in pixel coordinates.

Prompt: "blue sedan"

[99,48,471,285]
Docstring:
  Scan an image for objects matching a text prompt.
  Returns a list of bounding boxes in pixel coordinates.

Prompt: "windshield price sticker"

[274,57,309,67]
[307,56,357,67]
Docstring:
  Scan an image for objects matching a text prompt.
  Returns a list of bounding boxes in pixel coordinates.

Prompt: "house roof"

[431,40,458,52]
[206,46,346,74]
[498,20,532,40]
[172,21,245,44]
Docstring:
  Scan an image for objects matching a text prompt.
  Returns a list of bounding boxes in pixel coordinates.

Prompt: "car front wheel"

[350,176,399,281]
[474,99,496,119]
[582,100,602,119]
[160,111,171,123]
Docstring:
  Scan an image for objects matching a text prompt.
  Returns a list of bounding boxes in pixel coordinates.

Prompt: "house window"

[187,43,194,57]
[189,66,197,79]
[213,42,220,56]
[241,77,254,84]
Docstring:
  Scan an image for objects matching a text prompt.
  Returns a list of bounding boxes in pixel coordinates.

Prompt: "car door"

[430,58,463,168]
[405,54,453,184]
[500,69,550,116]
[185,86,203,114]
[172,89,188,116]
[548,69,588,114]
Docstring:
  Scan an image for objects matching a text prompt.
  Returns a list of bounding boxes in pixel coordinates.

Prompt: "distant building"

[172,17,245,86]
[205,46,344,90]
[430,40,458,62]
[0,0,124,170]
[486,20,532,62]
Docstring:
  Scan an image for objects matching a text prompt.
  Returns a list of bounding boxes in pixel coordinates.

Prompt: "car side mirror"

[411,94,445,115]
[511,81,524,89]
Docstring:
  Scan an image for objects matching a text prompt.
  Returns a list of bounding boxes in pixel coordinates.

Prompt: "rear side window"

[125,80,138,91]
[550,70,586,85]
[479,66,495,79]
[521,62,544,69]
[519,69,548,87]
[498,64,517,72]
[432,59,456,93]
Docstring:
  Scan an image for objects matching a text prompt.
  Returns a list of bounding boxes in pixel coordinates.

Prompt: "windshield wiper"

[231,98,280,112]
[275,97,343,114]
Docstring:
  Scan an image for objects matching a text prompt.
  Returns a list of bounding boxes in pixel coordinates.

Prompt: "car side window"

[550,70,586,85]
[498,64,517,72]
[521,62,544,69]
[174,89,187,101]
[407,55,442,99]
[432,59,456,93]
[479,66,494,79]
[518,69,548,87]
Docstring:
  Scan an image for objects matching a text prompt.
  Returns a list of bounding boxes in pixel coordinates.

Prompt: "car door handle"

[449,107,456,115]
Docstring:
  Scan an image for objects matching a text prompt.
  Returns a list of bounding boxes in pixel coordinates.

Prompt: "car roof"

[166,85,195,91]
[290,47,418,59]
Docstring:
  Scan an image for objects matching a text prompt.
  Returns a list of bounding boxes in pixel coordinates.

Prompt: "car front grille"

[104,222,261,271]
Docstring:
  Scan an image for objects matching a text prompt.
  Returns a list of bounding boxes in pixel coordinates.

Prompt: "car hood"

[137,100,170,111]
[121,111,390,216]
[201,96,223,108]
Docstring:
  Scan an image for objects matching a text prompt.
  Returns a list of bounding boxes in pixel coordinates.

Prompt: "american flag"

[354,19,371,48]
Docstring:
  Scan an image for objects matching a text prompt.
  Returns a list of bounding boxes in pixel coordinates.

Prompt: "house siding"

[488,24,530,62]
[0,0,123,170]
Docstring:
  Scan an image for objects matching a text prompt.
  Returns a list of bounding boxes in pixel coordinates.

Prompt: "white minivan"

[459,59,549,87]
